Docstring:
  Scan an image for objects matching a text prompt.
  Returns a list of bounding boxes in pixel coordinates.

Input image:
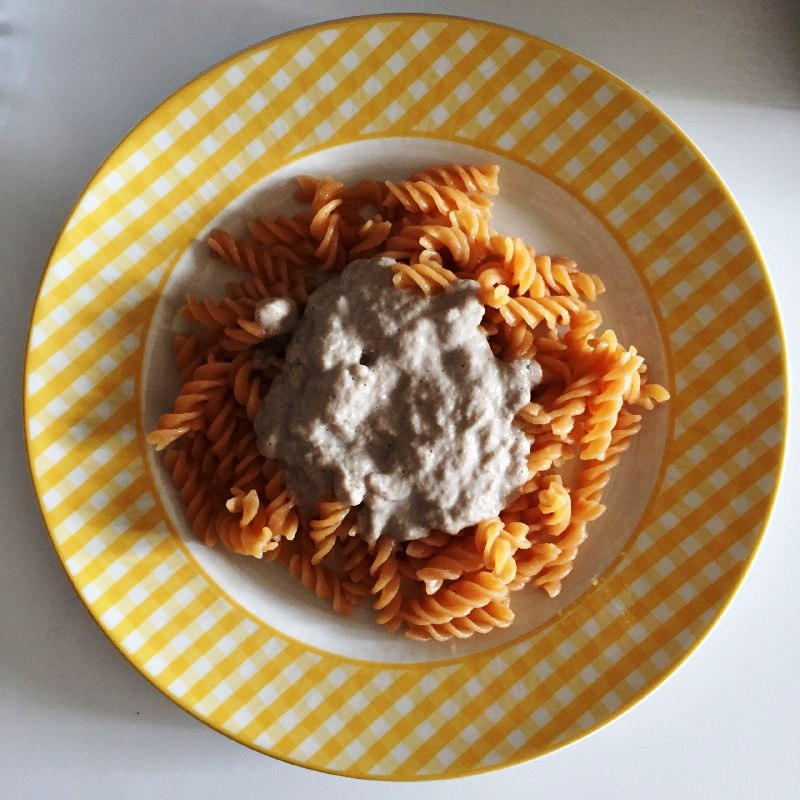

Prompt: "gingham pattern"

[25,16,786,779]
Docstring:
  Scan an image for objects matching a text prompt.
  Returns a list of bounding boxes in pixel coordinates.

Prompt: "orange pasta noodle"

[309,499,352,565]
[391,258,457,296]
[341,536,374,593]
[403,530,451,560]
[294,175,320,203]
[473,518,531,584]
[163,443,218,547]
[309,200,344,271]
[384,179,491,217]
[532,413,642,597]
[573,410,642,510]
[580,333,644,461]
[405,598,515,642]
[178,295,241,332]
[537,474,572,536]
[526,428,574,477]
[532,335,573,386]
[498,492,538,527]
[249,212,313,247]
[531,370,601,438]
[172,333,207,383]
[228,355,266,422]
[288,549,357,616]
[146,360,232,450]
[632,381,671,410]
[502,294,585,331]
[228,430,266,492]
[414,535,485,595]
[402,223,473,269]
[218,493,277,558]
[369,538,403,632]
[507,543,563,593]
[402,571,510,629]
[487,235,544,297]
[534,254,605,301]
[499,319,537,360]
[259,470,300,543]
[349,218,392,259]
[341,177,385,206]
[410,163,500,195]
[448,206,493,246]
[207,229,263,275]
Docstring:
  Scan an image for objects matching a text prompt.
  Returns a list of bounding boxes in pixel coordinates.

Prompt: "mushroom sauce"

[254,257,541,542]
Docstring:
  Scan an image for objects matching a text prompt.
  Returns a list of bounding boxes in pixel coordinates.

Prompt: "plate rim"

[23,12,789,780]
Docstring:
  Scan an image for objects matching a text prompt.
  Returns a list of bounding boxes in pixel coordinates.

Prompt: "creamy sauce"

[254,297,299,337]
[255,258,541,542]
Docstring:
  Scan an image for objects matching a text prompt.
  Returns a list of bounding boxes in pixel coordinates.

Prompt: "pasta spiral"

[391,259,457,296]
[487,235,544,297]
[163,444,218,547]
[534,254,605,302]
[402,571,509,626]
[288,551,356,615]
[249,212,312,246]
[410,163,500,196]
[414,537,484,594]
[581,334,644,461]
[309,499,351,565]
[384,180,491,217]
[349,218,392,259]
[405,599,514,642]
[404,531,451,559]
[395,223,473,269]
[537,475,571,536]
[369,538,403,631]
[208,230,263,274]
[146,360,231,450]
[473,518,530,583]
[503,295,585,330]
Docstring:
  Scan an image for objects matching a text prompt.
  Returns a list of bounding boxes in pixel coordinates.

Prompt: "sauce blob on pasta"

[255,257,541,542]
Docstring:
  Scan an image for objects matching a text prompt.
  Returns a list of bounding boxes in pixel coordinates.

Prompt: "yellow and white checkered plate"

[24,15,787,780]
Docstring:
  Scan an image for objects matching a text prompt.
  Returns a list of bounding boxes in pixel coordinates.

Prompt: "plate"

[24,14,787,779]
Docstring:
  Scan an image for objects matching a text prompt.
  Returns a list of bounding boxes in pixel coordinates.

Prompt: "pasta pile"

[147,164,669,641]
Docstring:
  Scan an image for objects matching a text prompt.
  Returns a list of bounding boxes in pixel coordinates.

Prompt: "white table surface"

[2,1,799,797]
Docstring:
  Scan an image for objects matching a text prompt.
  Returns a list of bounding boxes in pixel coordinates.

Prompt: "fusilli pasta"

[149,162,669,641]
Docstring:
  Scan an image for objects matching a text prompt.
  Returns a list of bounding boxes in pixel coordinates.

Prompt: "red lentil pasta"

[147,163,669,641]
